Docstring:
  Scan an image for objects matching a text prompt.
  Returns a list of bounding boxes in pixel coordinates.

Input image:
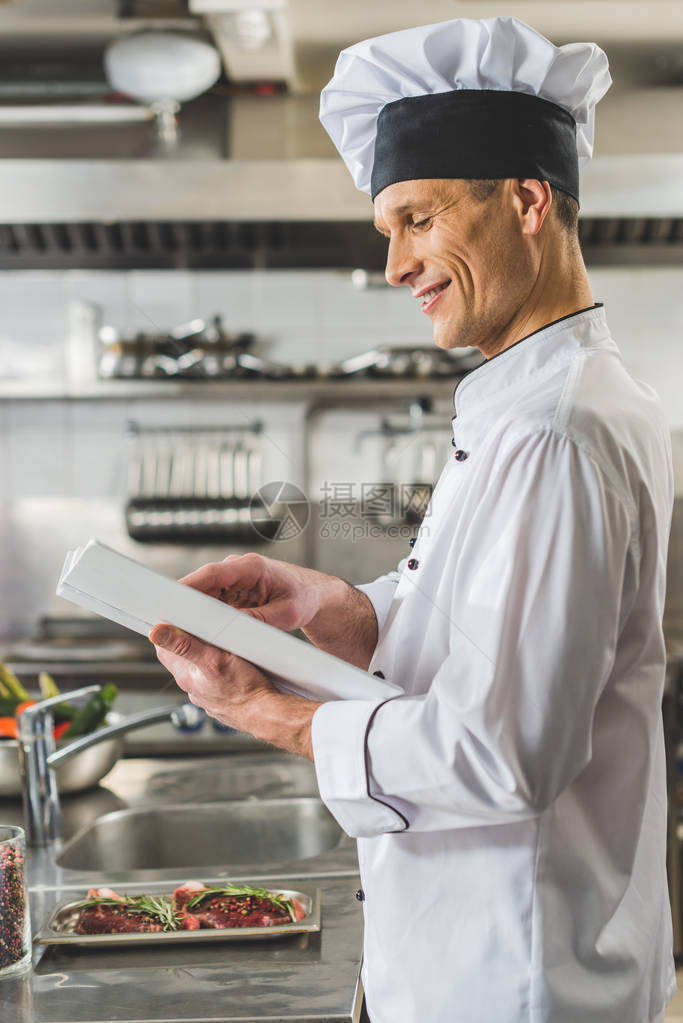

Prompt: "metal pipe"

[0,104,154,124]
[48,705,195,767]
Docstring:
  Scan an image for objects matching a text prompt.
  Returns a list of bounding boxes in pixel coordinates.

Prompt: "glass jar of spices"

[0,825,31,977]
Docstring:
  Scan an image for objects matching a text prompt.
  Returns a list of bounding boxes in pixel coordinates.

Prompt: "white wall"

[0,268,422,387]
[587,267,683,431]
[0,265,682,636]
[0,265,681,407]
[1,265,681,488]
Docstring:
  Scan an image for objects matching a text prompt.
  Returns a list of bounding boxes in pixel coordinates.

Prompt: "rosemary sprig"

[73,894,181,931]
[185,884,297,922]
[131,894,180,931]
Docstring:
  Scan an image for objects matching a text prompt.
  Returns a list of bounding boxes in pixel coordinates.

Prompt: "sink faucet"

[16,684,195,847]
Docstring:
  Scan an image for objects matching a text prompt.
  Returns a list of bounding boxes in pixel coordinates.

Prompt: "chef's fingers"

[179,553,266,603]
[239,598,302,633]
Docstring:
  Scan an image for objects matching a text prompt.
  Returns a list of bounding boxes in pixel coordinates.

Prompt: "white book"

[56,540,403,704]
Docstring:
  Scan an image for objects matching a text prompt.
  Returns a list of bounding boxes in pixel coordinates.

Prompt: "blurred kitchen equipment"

[332,345,482,379]
[350,268,389,290]
[16,686,196,846]
[354,404,448,527]
[1,725,123,800]
[124,421,268,543]
[98,314,278,380]
[97,314,481,382]
[6,616,154,666]
[104,31,221,146]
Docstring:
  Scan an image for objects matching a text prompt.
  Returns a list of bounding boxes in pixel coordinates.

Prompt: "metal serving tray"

[34,888,321,948]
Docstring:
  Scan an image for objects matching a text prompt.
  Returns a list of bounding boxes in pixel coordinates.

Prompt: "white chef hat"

[319,17,611,204]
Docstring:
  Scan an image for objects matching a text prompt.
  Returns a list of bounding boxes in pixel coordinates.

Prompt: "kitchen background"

[0,265,681,641]
[0,0,682,649]
[1,3,683,1019]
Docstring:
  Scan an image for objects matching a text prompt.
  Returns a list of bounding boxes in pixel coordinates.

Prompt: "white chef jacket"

[311,306,676,1023]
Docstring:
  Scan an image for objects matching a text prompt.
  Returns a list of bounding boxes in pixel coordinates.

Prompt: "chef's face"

[373,178,537,354]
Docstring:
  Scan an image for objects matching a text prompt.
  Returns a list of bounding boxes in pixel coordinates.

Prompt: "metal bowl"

[0,715,124,799]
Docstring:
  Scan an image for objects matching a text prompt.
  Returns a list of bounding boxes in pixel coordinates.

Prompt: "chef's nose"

[384,234,420,287]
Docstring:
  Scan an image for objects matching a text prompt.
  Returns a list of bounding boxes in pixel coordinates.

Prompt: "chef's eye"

[412,217,432,231]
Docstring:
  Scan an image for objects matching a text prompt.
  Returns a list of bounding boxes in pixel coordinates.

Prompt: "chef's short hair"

[466,179,579,236]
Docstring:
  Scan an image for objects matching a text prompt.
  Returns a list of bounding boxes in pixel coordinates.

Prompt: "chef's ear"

[513,179,552,237]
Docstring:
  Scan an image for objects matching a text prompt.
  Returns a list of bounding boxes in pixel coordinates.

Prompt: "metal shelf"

[0,377,461,402]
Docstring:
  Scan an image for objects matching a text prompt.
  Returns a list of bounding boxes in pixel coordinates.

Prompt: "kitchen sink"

[141,753,320,803]
[56,797,344,872]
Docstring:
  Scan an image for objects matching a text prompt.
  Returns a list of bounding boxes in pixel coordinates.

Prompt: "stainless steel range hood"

[0,2,682,261]
[1,152,683,224]
[0,87,682,223]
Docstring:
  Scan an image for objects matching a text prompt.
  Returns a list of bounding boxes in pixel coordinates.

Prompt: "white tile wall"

[195,271,258,332]
[0,265,681,391]
[0,272,67,384]
[0,265,682,637]
[588,267,683,431]
[0,265,682,501]
[63,271,130,333]
[6,401,70,497]
[127,270,197,335]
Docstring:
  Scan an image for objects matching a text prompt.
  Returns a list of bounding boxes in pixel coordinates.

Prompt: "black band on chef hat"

[370,89,580,203]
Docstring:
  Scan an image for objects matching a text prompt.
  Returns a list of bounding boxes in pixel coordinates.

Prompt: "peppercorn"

[0,842,28,971]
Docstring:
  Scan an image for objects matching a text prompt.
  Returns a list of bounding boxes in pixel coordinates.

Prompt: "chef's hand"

[178,553,378,669]
[178,553,331,632]
[148,625,320,760]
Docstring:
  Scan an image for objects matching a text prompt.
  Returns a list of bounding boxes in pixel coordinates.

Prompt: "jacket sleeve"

[355,558,407,636]
[312,428,637,837]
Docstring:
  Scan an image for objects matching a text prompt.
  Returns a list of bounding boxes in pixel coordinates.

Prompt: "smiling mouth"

[421,281,450,310]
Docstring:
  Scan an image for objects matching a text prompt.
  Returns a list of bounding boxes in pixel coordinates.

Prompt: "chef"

[150,17,676,1023]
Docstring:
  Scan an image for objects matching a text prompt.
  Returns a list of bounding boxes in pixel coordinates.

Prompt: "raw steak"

[192,893,292,929]
[172,882,298,928]
[75,902,165,934]
[74,886,166,935]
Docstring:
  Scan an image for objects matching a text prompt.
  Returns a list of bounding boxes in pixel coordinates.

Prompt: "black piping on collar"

[452,303,604,407]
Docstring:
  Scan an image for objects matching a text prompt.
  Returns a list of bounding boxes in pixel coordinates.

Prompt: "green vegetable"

[38,672,60,699]
[63,684,118,739]
[37,671,77,724]
[0,697,21,717]
[52,703,77,725]
[0,663,29,702]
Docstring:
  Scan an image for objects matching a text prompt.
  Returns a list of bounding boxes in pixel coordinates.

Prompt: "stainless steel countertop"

[0,753,364,1023]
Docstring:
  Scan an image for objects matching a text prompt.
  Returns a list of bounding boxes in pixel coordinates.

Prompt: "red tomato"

[15,700,38,716]
[53,721,71,742]
[0,717,18,739]
[292,899,306,921]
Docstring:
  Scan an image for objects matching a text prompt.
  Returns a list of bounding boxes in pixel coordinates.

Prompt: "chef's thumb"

[148,625,196,660]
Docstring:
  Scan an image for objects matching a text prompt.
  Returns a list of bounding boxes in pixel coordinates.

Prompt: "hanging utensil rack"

[124,421,268,544]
